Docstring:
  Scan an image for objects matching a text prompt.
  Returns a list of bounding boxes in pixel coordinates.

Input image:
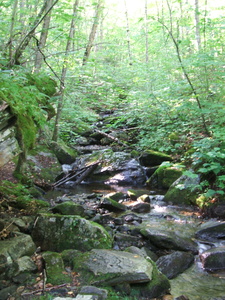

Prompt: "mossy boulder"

[51,201,85,217]
[200,246,225,272]
[31,213,113,252]
[26,151,62,184]
[139,150,172,167]
[50,141,78,164]
[72,249,170,299]
[146,163,184,190]
[163,174,200,205]
[42,251,72,285]
[127,189,150,200]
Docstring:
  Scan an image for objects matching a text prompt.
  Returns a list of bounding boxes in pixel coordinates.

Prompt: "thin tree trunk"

[82,0,104,66]
[158,19,209,135]
[124,0,132,65]
[195,0,201,51]
[52,0,80,142]
[34,0,54,72]
[8,0,18,62]
[9,0,59,67]
[145,0,149,63]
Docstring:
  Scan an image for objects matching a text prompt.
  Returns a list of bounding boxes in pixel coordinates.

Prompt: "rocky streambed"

[1,148,225,300]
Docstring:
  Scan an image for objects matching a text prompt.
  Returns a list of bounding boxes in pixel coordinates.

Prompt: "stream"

[47,182,225,300]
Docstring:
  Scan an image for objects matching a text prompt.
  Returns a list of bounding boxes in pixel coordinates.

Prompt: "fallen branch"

[94,129,128,147]
[21,283,68,297]
[52,161,100,188]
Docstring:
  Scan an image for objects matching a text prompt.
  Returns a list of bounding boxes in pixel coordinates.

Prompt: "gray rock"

[200,246,225,271]
[31,214,113,252]
[140,228,198,254]
[0,233,36,277]
[79,286,108,300]
[0,127,19,167]
[195,222,225,242]
[156,251,194,279]
[73,249,153,286]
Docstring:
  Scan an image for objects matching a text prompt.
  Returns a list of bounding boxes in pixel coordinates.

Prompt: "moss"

[42,251,72,285]
[147,164,183,189]
[26,73,57,97]
[140,150,172,167]
[16,114,37,150]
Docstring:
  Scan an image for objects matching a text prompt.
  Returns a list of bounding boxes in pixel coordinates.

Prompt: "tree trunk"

[34,0,54,72]
[9,0,59,67]
[124,0,132,65]
[8,0,18,62]
[145,0,149,63]
[82,0,104,66]
[195,0,201,51]
[52,0,80,142]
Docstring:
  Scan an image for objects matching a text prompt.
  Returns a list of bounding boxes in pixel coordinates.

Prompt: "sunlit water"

[47,184,225,300]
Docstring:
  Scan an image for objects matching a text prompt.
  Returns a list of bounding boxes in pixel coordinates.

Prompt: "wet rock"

[122,213,142,224]
[156,251,194,279]
[130,202,151,213]
[195,221,225,242]
[100,197,127,212]
[200,246,225,272]
[51,201,85,217]
[73,249,153,286]
[127,189,150,200]
[140,229,198,254]
[31,214,113,252]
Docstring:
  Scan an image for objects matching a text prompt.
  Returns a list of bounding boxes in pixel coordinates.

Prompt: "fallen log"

[94,129,128,147]
[52,161,99,188]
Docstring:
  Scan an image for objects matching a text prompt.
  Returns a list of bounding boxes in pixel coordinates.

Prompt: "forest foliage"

[1,0,225,202]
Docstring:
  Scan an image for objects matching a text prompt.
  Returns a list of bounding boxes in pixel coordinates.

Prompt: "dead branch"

[94,129,128,147]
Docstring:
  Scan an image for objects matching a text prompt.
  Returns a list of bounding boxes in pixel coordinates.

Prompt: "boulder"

[73,249,153,286]
[140,229,198,254]
[200,246,225,272]
[156,251,194,279]
[100,197,127,212]
[163,173,200,205]
[74,149,146,186]
[0,233,36,280]
[195,221,225,242]
[127,189,150,200]
[147,163,183,190]
[51,201,85,217]
[130,202,151,213]
[31,214,113,252]
[26,151,62,184]
[42,251,72,285]
[139,150,172,167]
[50,141,77,164]
[114,232,145,250]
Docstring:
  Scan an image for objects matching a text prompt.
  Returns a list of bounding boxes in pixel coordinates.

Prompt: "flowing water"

[48,183,225,300]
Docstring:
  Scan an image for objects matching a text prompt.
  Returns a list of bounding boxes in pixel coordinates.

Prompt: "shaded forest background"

[1,0,225,201]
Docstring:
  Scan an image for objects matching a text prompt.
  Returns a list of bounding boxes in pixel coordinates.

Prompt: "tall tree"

[82,0,104,65]
[144,0,149,63]
[34,0,54,72]
[52,0,80,142]
[8,0,59,67]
